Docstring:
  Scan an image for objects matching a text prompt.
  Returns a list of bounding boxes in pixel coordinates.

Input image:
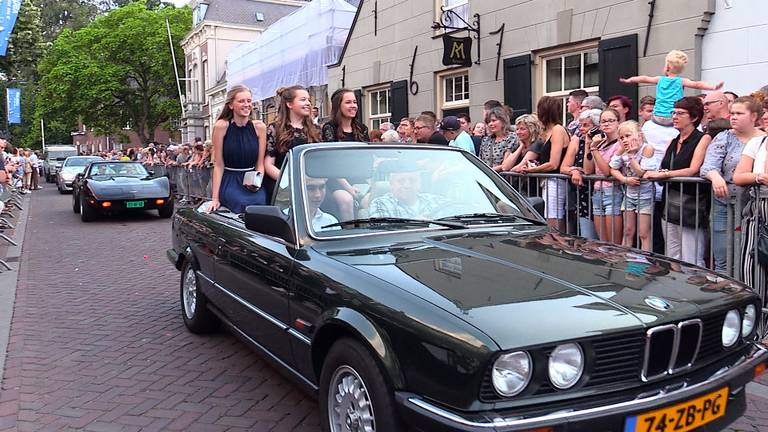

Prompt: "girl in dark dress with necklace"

[209,85,267,213]
[320,88,369,220]
[264,86,321,201]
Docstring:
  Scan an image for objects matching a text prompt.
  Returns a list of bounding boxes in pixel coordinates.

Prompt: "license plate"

[126,201,145,208]
[624,387,728,432]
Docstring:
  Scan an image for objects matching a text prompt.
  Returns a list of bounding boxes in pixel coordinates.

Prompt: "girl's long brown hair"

[218,85,252,122]
[274,85,320,153]
[329,88,367,141]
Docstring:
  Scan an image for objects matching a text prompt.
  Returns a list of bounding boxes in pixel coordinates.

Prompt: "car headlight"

[722,309,741,347]
[492,351,532,397]
[742,305,757,337]
[548,343,584,389]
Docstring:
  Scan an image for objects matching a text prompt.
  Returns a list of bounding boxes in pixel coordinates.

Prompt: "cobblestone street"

[0,188,319,431]
[3,188,768,431]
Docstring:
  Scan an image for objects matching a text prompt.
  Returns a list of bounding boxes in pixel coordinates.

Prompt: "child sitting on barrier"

[609,121,658,251]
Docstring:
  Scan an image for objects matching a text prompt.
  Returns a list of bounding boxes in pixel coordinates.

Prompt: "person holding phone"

[584,108,623,243]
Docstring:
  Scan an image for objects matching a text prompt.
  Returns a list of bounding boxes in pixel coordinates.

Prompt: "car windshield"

[300,147,536,238]
[63,158,99,168]
[89,163,148,177]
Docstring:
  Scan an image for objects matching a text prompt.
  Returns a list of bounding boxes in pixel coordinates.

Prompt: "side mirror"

[526,196,545,219]
[147,170,155,176]
[75,173,84,180]
[244,205,294,244]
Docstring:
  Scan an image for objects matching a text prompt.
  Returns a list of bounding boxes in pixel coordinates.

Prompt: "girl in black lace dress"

[264,86,321,201]
[319,88,370,220]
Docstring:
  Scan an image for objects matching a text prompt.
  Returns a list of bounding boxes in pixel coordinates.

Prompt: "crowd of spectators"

[81,139,214,171]
[0,138,44,194]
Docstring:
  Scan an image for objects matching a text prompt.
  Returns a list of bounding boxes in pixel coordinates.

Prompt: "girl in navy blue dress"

[209,85,267,213]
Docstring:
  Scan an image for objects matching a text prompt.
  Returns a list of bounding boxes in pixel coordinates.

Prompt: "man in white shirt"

[305,176,339,232]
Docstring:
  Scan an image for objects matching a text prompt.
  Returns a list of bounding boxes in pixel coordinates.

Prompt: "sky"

[169,0,190,6]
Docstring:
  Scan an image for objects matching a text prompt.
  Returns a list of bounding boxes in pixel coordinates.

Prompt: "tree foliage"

[35,2,191,144]
[34,0,99,43]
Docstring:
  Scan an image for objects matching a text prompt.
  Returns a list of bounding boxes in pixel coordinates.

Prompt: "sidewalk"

[0,192,30,386]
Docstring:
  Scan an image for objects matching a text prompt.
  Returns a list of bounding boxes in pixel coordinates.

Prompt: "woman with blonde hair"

[209,84,268,213]
[503,114,542,171]
[609,121,658,250]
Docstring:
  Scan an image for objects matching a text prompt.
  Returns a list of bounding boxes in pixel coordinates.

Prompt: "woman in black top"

[644,96,710,266]
[319,88,369,220]
[321,88,369,142]
[264,86,321,201]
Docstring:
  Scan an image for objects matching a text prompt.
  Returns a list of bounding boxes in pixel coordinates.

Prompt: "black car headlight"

[492,351,531,397]
[722,309,741,347]
[548,343,584,389]
[742,304,757,337]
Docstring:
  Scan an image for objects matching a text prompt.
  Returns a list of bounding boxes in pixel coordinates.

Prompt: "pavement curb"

[0,193,31,385]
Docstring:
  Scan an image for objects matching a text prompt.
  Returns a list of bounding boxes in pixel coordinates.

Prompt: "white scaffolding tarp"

[226,0,356,101]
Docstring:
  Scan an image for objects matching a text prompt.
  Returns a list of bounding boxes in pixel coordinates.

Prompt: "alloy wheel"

[328,365,375,432]
[182,267,197,320]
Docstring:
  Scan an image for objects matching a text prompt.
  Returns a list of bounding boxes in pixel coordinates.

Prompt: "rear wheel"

[80,196,97,222]
[180,260,218,333]
[319,338,402,432]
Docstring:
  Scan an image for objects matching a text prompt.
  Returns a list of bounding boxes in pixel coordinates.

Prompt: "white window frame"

[436,69,470,114]
[537,44,599,125]
[366,85,391,131]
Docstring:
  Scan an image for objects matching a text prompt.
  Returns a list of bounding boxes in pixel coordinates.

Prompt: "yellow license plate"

[624,387,728,432]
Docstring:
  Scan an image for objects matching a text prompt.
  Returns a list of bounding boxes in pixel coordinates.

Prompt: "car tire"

[180,260,218,333]
[80,196,97,222]
[58,184,65,194]
[319,338,403,432]
[73,193,80,214]
[158,200,174,218]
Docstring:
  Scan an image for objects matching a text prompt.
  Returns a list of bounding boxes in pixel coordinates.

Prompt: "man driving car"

[368,162,447,219]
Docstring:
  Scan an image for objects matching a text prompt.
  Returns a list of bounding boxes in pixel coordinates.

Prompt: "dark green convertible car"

[168,143,768,432]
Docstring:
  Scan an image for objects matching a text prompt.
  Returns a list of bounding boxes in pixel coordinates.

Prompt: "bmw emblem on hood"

[645,296,672,311]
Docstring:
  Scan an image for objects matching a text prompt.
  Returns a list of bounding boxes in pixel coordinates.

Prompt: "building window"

[367,87,391,130]
[540,47,599,124]
[437,69,469,116]
[435,0,469,29]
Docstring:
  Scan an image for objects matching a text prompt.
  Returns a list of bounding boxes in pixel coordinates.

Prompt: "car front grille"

[479,311,734,403]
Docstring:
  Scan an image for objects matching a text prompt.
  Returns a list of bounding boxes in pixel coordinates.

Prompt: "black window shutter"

[389,80,408,123]
[503,54,532,119]
[599,34,639,120]
[354,89,364,123]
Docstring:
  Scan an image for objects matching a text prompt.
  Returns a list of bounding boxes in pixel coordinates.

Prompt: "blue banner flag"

[0,0,22,57]
[7,88,20,124]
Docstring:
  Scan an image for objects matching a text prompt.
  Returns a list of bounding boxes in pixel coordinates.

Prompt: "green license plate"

[126,201,145,208]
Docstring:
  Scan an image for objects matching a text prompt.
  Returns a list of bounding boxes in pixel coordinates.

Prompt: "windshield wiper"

[437,212,545,225]
[322,217,465,230]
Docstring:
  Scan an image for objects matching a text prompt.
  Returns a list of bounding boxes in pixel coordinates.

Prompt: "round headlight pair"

[492,344,584,397]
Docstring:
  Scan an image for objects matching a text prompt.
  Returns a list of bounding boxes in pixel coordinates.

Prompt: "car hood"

[324,227,753,349]
[61,167,85,174]
[88,176,169,200]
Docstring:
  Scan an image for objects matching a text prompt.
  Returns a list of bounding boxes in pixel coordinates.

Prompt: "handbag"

[243,170,263,192]
[663,187,709,229]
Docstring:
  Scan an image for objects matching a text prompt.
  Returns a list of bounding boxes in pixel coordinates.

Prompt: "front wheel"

[180,260,218,333]
[319,338,402,432]
[158,199,174,218]
[80,196,97,222]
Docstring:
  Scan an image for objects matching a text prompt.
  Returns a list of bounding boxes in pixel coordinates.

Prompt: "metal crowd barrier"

[146,163,212,204]
[501,172,762,287]
[0,184,26,271]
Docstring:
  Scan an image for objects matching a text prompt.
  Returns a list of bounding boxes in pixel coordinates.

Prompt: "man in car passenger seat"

[306,176,340,231]
[368,162,446,219]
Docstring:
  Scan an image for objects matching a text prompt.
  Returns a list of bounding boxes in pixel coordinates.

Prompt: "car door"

[212,161,298,363]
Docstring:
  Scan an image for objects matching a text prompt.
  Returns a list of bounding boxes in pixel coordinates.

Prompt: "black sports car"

[168,143,768,432]
[72,160,173,222]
